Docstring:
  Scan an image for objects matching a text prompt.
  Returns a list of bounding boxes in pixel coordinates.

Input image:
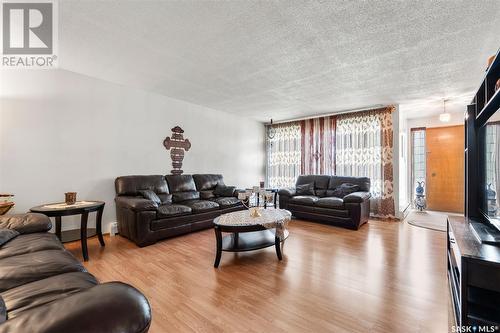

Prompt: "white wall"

[398,109,409,215]
[391,105,402,219]
[0,69,265,233]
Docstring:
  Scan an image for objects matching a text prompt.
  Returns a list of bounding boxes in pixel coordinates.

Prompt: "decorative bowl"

[0,202,14,215]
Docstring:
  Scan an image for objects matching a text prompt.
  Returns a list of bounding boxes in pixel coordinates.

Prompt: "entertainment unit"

[465,48,500,243]
[449,48,500,328]
[447,217,500,327]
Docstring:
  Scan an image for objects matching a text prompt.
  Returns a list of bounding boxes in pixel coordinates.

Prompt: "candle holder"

[238,187,274,217]
[65,192,77,205]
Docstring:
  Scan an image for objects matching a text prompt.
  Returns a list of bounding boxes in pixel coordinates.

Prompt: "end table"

[30,201,105,261]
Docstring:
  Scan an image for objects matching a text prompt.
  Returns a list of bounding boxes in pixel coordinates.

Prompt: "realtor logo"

[1,0,57,67]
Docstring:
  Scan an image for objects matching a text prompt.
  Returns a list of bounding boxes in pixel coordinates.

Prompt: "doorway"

[425,125,464,213]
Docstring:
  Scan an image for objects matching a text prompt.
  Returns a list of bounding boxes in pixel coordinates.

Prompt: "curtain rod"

[265,104,386,125]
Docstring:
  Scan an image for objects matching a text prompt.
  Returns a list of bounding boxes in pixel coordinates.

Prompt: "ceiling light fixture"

[439,99,451,122]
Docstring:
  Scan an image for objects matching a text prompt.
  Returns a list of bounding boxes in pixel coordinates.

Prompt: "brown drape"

[300,116,336,176]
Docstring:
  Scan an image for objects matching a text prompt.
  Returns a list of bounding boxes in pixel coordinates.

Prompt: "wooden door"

[426,125,464,213]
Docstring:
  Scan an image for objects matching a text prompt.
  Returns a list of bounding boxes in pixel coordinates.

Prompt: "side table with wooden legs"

[30,201,105,261]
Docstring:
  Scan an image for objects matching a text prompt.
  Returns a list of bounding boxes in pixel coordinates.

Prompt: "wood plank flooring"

[65,218,450,333]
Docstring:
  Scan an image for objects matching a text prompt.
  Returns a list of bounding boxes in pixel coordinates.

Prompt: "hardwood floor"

[65,218,450,333]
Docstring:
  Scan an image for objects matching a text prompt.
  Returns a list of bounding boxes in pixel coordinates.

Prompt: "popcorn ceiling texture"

[58,0,500,121]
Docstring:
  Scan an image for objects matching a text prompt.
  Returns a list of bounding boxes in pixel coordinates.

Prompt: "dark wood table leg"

[275,235,282,260]
[96,205,105,247]
[234,232,239,248]
[55,216,62,240]
[214,226,222,268]
[80,212,89,261]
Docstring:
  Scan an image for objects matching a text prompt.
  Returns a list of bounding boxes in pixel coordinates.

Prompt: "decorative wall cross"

[163,126,191,175]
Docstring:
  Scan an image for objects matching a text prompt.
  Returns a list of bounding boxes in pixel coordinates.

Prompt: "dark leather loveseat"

[278,175,371,230]
[0,213,151,333]
[115,174,244,247]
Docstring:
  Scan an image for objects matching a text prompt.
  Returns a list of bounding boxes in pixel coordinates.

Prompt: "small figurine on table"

[414,181,426,211]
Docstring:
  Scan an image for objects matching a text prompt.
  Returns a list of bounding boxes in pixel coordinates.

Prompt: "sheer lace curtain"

[336,107,395,218]
[267,122,301,188]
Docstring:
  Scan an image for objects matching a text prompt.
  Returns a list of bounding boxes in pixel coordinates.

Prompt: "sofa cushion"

[115,175,169,196]
[214,185,236,197]
[296,183,315,196]
[158,193,173,204]
[181,200,220,213]
[0,233,64,260]
[200,190,215,200]
[138,190,161,205]
[289,195,319,206]
[2,272,98,319]
[328,176,370,193]
[165,175,197,192]
[311,176,330,197]
[328,183,360,198]
[315,197,344,209]
[0,250,86,292]
[157,204,192,218]
[172,191,200,203]
[0,213,52,235]
[0,229,19,247]
[193,174,224,191]
[211,197,241,208]
[295,175,330,197]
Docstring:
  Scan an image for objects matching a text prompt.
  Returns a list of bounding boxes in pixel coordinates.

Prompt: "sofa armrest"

[278,188,296,197]
[343,191,371,204]
[0,213,52,234]
[233,189,246,198]
[115,196,158,212]
[0,282,151,333]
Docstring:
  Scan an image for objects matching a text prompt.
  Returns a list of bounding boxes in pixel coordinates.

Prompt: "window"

[411,129,426,202]
[266,122,301,188]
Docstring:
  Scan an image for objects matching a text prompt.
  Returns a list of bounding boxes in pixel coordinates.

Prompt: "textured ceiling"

[58,0,500,122]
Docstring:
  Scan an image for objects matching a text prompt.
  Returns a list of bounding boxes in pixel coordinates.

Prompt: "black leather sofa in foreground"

[278,175,371,230]
[0,213,151,333]
[115,174,245,247]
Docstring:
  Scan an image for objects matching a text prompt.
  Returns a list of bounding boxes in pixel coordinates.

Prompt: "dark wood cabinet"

[448,216,500,327]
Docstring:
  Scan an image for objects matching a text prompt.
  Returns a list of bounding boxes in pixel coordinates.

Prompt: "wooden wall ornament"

[163,126,191,175]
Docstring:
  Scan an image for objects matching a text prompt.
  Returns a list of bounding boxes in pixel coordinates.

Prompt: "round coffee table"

[30,201,105,261]
[213,209,291,268]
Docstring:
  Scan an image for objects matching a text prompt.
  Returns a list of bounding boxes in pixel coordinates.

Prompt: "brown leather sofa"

[115,174,244,247]
[278,175,371,230]
[0,213,151,333]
